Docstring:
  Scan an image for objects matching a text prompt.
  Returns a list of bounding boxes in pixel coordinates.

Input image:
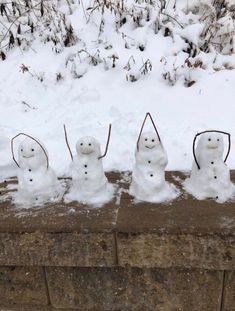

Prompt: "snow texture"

[130,131,179,203]
[64,136,114,206]
[13,137,64,208]
[183,132,235,203]
[0,0,234,181]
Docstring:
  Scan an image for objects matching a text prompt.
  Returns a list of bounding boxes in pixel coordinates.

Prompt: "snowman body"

[184,132,235,202]
[15,137,63,206]
[65,136,113,205]
[130,131,178,203]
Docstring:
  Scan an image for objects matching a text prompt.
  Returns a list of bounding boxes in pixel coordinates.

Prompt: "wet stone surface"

[0,171,234,235]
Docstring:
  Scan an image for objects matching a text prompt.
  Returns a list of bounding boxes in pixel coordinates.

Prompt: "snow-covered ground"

[0,0,234,179]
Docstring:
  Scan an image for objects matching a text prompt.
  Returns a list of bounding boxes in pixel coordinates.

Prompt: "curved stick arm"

[98,124,112,160]
[11,133,49,169]
[63,124,74,161]
[136,112,162,151]
[193,130,231,170]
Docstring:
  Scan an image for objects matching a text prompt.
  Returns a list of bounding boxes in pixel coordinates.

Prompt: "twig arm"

[98,124,112,160]
[63,124,74,161]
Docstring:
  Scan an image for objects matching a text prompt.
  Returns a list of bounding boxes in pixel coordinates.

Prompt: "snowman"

[11,133,64,207]
[184,130,235,203]
[129,113,179,203]
[64,125,114,205]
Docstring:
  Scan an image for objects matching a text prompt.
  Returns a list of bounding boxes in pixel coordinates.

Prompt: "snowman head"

[197,132,224,157]
[76,136,101,157]
[138,131,161,151]
[18,137,48,169]
[193,130,231,170]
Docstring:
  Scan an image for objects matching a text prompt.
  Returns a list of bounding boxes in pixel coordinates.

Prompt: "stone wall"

[0,172,234,310]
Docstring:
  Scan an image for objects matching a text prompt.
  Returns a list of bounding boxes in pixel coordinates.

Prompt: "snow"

[183,131,235,203]
[12,136,64,207]
[64,135,114,205]
[0,0,234,182]
[130,129,179,203]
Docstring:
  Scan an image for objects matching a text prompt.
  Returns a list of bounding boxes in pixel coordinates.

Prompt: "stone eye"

[145,138,148,141]
[21,149,23,152]
[208,138,211,141]
[217,139,220,141]
[89,143,91,146]
[152,139,155,142]
[80,143,83,146]
[31,148,34,152]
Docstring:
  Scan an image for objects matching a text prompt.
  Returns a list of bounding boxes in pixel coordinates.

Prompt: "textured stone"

[117,232,235,269]
[0,266,48,305]
[46,267,222,311]
[118,172,235,236]
[0,305,78,311]
[223,271,235,311]
[0,232,116,267]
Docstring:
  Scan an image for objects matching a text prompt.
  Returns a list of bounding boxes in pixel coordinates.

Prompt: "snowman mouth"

[208,146,218,150]
[145,146,154,149]
[81,150,93,155]
[23,155,34,159]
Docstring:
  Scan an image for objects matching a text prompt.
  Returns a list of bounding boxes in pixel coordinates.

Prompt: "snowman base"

[183,178,235,203]
[64,182,114,207]
[129,181,179,204]
[13,182,65,208]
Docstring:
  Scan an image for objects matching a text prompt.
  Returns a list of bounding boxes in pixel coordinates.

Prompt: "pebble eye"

[89,143,91,146]
[145,138,148,141]
[217,139,220,141]
[152,139,155,142]
[80,143,83,146]
[208,138,211,141]
[21,149,23,152]
[31,148,34,152]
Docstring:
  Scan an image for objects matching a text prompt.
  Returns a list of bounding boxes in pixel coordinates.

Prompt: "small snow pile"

[12,135,64,208]
[130,114,179,203]
[64,134,114,206]
[183,131,235,203]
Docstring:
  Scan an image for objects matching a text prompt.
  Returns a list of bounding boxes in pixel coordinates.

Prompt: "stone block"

[223,271,235,311]
[0,266,48,306]
[46,267,223,311]
[117,232,235,269]
[0,232,116,267]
